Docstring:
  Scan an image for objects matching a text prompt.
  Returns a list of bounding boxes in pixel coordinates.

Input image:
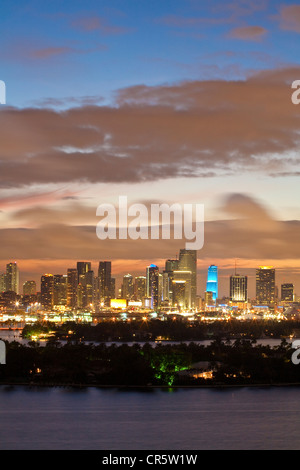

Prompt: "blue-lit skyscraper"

[206,265,218,302]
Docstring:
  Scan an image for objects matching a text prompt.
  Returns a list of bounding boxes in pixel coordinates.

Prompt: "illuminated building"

[41,274,54,309]
[256,266,275,306]
[206,265,218,303]
[53,275,67,306]
[122,274,134,300]
[6,262,19,294]
[98,261,114,306]
[179,249,197,308]
[172,270,192,309]
[110,298,127,309]
[78,270,94,308]
[230,274,248,302]
[0,274,7,293]
[67,268,78,308]
[134,276,146,301]
[162,259,179,302]
[146,264,159,310]
[172,280,186,309]
[23,280,37,296]
[281,283,294,303]
[77,262,91,283]
[205,291,214,307]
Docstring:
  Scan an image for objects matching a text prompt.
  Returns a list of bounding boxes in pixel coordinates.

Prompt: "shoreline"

[1,382,300,390]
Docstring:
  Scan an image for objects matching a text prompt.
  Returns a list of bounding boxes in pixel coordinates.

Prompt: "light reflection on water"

[0,385,299,450]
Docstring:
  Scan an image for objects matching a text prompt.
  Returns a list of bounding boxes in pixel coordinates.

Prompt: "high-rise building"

[23,280,37,296]
[178,249,197,308]
[146,264,159,310]
[256,266,276,306]
[122,274,134,300]
[134,276,146,301]
[6,262,19,294]
[206,265,218,303]
[172,270,192,309]
[0,274,7,293]
[230,274,248,302]
[67,268,78,308]
[281,283,294,303]
[77,262,91,283]
[41,274,54,309]
[162,259,179,303]
[98,261,113,306]
[53,274,67,306]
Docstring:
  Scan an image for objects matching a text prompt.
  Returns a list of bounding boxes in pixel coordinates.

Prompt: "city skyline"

[0,1,300,302]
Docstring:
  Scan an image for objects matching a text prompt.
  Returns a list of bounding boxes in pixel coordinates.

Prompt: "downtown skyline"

[0,1,300,298]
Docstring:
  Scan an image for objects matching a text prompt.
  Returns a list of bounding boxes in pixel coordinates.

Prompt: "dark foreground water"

[0,385,299,450]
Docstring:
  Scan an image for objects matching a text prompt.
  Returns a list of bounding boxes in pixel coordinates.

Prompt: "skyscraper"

[178,249,197,308]
[146,264,159,310]
[230,274,248,302]
[256,266,275,306]
[98,261,113,306]
[281,283,294,303]
[77,262,92,283]
[41,274,54,309]
[67,268,78,308]
[206,265,218,302]
[122,274,134,300]
[134,276,146,301]
[6,262,19,294]
[53,274,67,306]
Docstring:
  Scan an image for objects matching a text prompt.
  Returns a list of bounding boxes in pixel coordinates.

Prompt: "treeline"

[22,318,300,343]
[1,338,300,387]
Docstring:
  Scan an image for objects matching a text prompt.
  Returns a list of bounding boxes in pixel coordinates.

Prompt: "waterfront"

[0,385,299,450]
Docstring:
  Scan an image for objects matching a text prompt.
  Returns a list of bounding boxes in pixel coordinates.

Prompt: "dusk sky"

[1,0,300,298]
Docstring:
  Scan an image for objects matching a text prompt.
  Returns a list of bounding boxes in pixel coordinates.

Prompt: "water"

[0,385,299,450]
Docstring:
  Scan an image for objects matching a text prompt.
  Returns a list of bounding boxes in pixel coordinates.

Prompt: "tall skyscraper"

[98,261,113,306]
[281,283,294,303]
[134,276,146,301]
[178,249,197,308]
[256,266,276,306]
[41,274,54,309]
[162,259,180,303]
[6,262,19,294]
[77,262,91,283]
[230,274,248,302]
[53,275,67,306]
[206,265,218,302]
[146,264,159,310]
[67,268,78,308]
[172,270,192,309]
[122,274,134,300]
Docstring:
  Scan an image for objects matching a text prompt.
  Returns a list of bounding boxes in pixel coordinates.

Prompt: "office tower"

[146,264,159,310]
[0,274,7,292]
[134,276,146,301]
[53,275,67,306]
[77,262,91,283]
[172,280,186,309]
[281,283,294,303]
[256,266,276,306]
[172,270,192,309]
[98,261,113,306]
[230,274,248,302]
[23,280,37,296]
[179,249,197,308]
[162,259,180,302]
[205,291,214,307]
[67,268,78,308]
[78,270,94,308]
[41,274,54,309]
[122,274,134,300]
[6,262,19,294]
[206,265,218,303]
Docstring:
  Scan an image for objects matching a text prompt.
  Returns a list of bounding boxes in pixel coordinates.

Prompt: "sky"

[1,0,300,298]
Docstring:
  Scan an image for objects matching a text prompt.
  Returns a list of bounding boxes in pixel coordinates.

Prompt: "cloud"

[70,15,132,35]
[228,25,267,41]
[277,5,300,33]
[0,67,299,189]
